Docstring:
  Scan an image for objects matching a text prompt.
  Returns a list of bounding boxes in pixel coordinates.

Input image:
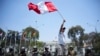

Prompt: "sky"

[0,0,100,43]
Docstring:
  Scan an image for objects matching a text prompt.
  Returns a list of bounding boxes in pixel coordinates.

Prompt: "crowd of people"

[0,46,95,56]
[0,20,96,56]
[0,46,52,56]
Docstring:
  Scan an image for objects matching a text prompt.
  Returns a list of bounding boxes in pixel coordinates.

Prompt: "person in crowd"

[0,47,4,56]
[85,49,93,56]
[42,46,51,56]
[32,46,38,56]
[19,47,26,56]
[67,47,77,56]
[7,47,14,56]
[54,47,58,56]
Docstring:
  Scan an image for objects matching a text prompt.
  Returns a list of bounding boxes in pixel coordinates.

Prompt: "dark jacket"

[42,51,51,56]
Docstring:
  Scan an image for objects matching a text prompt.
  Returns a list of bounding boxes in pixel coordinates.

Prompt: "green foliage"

[36,41,45,48]
[23,26,39,39]
[79,32,100,53]
[0,28,6,37]
[68,25,84,46]
[30,41,45,50]
[92,33,100,53]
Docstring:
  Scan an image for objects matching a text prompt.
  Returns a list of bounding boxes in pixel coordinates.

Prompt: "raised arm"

[59,19,66,32]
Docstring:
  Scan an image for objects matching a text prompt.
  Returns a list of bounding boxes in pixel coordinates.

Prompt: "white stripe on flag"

[37,1,49,14]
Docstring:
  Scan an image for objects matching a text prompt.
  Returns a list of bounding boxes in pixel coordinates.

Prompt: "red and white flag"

[28,1,57,14]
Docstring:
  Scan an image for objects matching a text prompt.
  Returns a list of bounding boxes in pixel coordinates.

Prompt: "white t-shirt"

[58,32,65,45]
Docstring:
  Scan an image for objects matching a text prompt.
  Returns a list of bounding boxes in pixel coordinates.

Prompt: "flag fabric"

[28,1,57,14]
[28,3,41,14]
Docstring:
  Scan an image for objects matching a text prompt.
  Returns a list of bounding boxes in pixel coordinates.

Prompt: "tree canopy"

[22,26,39,39]
[68,25,84,47]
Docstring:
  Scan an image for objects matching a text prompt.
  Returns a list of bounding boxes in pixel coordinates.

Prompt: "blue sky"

[0,0,100,43]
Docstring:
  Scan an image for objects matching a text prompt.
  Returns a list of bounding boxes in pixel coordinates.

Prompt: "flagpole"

[57,10,65,20]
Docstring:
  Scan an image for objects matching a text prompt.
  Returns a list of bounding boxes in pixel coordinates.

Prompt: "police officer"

[32,46,38,56]
[0,47,4,56]
[42,46,51,56]
[20,47,26,56]
[8,47,14,56]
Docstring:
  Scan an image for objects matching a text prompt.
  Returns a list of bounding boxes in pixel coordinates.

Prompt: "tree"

[22,26,39,47]
[68,25,84,46]
[5,30,19,47]
[0,28,5,38]
[23,26,39,39]
[80,32,100,53]
[0,28,6,47]
[79,33,90,48]
[91,32,100,53]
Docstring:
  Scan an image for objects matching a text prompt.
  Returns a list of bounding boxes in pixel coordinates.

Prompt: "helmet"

[33,46,37,48]
[21,47,25,49]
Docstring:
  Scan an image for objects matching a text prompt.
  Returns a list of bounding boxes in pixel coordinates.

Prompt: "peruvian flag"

[28,1,57,14]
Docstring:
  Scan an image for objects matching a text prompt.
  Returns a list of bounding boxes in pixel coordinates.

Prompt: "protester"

[58,19,66,56]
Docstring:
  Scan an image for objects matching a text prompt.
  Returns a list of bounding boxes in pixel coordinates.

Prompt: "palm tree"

[22,26,39,47]
[6,30,19,46]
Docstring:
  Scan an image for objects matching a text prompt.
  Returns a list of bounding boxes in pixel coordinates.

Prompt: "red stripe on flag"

[28,2,41,14]
[45,2,57,12]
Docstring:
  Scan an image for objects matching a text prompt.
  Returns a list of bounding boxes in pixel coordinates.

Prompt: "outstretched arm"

[59,19,66,32]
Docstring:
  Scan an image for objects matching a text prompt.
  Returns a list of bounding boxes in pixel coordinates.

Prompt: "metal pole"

[57,10,65,20]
